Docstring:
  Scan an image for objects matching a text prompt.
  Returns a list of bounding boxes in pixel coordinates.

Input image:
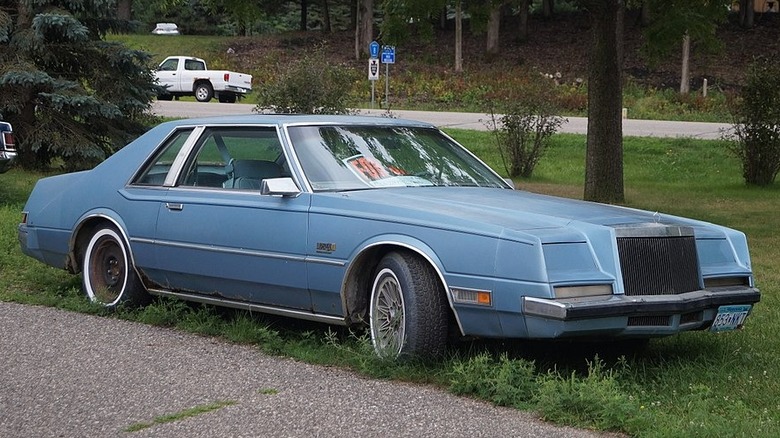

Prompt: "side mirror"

[261,177,301,197]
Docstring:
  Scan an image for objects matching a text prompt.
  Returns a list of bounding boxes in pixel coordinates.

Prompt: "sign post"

[368,58,379,108]
[368,42,380,109]
[381,46,395,109]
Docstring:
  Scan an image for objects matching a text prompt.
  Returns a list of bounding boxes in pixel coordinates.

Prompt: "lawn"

[1,132,778,437]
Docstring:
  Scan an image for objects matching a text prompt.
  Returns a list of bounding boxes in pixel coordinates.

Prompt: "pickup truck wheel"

[156,94,173,101]
[369,251,448,359]
[194,82,213,102]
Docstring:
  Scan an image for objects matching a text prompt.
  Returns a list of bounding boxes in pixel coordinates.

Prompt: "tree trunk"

[542,0,554,18]
[354,0,359,59]
[639,0,650,27]
[518,0,529,42]
[117,0,132,21]
[680,33,690,94]
[486,3,502,55]
[584,0,624,204]
[739,0,755,29]
[322,0,331,32]
[455,0,463,72]
[301,0,308,31]
[358,0,374,57]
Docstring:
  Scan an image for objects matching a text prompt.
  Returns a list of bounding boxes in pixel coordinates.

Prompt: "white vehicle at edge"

[151,23,179,35]
[154,56,252,103]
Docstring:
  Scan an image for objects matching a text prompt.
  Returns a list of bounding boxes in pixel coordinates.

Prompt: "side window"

[179,127,286,190]
[133,128,194,186]
[158,59,179,72]
[184,60,205,71]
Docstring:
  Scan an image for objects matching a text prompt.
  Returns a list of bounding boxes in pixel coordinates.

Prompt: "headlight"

[553,284,613,299]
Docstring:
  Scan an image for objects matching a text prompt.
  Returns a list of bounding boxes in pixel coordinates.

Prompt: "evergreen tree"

[0,0,158,170]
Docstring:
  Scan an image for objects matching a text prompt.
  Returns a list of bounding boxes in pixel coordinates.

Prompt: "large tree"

[581,0,625,203]
[0,0,157,171]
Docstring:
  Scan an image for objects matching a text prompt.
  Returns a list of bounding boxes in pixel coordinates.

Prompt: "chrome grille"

[616,227,700,297]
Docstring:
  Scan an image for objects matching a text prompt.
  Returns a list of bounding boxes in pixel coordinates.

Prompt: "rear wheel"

[369,251,448,359]
[194,82,213,102]
[82,225,149,307]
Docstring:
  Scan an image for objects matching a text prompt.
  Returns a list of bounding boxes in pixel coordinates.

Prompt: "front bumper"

[523,287,760,321]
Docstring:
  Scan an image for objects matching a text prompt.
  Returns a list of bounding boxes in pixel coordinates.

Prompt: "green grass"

[2,133,779,437]
[124,400,237,432]
[106,34,235,66]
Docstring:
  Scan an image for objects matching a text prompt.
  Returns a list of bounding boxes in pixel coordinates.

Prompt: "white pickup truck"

[154,56,252,103]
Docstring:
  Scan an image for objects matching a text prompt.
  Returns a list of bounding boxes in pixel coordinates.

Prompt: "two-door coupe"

[18,115,760,358]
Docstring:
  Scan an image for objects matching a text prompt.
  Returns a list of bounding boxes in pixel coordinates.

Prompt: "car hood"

[319,187,719,241]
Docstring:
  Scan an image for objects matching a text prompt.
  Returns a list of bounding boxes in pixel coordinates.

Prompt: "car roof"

[159,114,437,130]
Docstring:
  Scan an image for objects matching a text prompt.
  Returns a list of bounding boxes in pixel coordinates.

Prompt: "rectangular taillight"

[2,132,13,151]
[223,73,230,82]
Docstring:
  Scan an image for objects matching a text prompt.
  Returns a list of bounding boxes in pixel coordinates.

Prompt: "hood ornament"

[653,211,661,223]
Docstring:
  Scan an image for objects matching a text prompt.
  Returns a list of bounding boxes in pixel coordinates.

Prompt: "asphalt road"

[0,301,621,437]
[153,100,732,139]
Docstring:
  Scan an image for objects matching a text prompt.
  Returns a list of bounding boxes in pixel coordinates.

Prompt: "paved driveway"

[153,100,732,139]
[0,301,622,437]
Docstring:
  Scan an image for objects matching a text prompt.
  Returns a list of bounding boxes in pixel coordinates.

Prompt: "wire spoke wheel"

[370,268,406,358]
[369,251,448,360]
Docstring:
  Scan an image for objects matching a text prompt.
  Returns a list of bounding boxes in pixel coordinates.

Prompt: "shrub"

[486,96,565,179]
[726,57,780,186]
[255,49,358,115]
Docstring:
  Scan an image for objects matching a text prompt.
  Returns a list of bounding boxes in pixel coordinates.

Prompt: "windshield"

[287,125,508,192]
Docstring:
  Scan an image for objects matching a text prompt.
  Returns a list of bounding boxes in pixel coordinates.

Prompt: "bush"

[726,57,780,186]
[255,49,358,115]
[486,96,565,178]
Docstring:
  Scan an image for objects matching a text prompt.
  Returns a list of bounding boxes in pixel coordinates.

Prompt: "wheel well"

[68,218,114,274]
[193,79,212,91]
[343,245,453,327]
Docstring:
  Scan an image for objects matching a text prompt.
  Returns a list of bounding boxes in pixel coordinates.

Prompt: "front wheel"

[194,82,213,102]
[369,251,448,359]
[82,225,149,307]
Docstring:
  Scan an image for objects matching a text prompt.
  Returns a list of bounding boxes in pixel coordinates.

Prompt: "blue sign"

[381,46,396,64]
[369,41,380,58]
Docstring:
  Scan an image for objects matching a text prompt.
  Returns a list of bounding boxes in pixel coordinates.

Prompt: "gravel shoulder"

[0,301,622,437]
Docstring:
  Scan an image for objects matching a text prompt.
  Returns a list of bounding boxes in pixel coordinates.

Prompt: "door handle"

[166,202,183,211]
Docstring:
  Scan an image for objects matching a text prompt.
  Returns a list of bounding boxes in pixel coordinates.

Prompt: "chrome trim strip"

[129,238,347,267]
[613,223,694,238]
[305,256,347,267]
[147,289,347,326]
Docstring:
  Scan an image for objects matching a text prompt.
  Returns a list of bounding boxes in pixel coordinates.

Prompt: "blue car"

[18,115,760,358]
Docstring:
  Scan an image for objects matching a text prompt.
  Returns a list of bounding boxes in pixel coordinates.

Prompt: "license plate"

[710,305,752,332]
